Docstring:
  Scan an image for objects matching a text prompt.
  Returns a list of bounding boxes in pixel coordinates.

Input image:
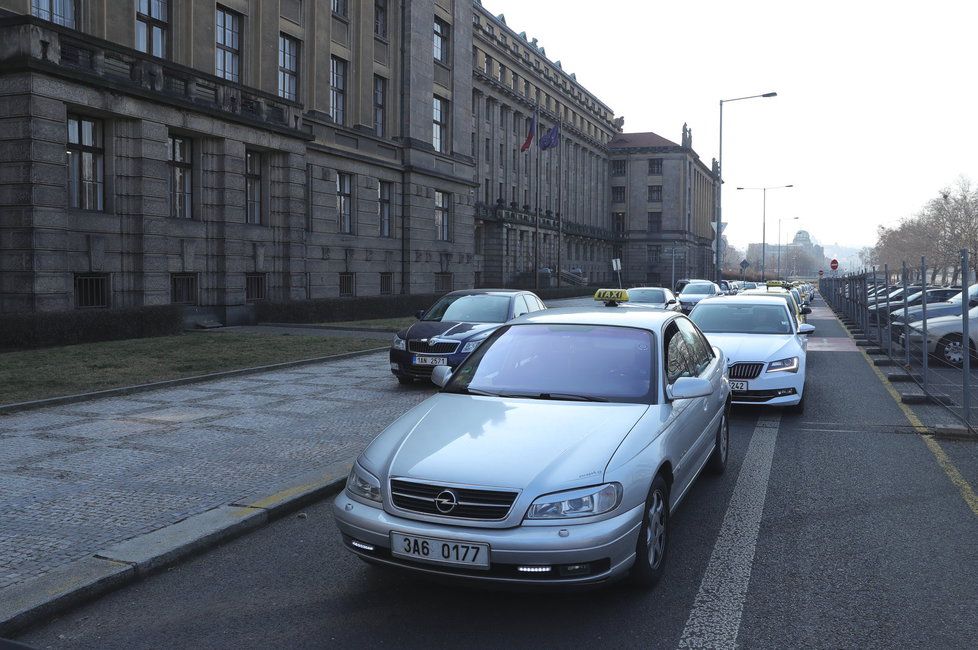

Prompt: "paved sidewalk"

[0,352,434,595]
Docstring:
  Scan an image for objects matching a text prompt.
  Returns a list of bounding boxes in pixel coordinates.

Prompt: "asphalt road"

[14,302,978,649]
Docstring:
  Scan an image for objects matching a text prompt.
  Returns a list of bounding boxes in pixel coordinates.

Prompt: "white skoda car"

[689,295,814,411]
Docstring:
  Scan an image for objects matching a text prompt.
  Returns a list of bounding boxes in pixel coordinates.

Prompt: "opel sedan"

[334,306,731,588]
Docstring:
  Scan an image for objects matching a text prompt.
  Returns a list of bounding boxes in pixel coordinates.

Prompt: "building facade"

[0,0,711,321]
[609,126,718,289]
[747,229,825,279]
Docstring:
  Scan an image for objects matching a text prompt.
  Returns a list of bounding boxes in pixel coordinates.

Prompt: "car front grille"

[408,340,459,354]
[390,479,518,520]
[729,362,764,380]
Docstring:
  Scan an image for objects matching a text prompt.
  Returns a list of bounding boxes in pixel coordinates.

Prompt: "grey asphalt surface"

[14,299,978,649]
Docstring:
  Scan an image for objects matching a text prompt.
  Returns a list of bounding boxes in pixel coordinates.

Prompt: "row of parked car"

[339,283,818,590]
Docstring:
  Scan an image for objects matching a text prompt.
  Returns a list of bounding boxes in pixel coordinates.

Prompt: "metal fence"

[819,250,976,432]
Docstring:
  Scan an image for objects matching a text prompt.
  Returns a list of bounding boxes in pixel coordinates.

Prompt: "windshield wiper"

[450,387,502,397]
[496,392,608,402]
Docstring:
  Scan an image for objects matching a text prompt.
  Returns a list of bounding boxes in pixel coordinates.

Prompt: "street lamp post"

[716,91,777,283]
[736,184,794,281]
[777,216,799,279]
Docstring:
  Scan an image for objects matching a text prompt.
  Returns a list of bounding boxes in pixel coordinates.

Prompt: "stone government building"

[0,0,718,322]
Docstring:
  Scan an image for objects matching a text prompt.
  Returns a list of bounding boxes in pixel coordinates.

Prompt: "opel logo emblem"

[434,489,458,513]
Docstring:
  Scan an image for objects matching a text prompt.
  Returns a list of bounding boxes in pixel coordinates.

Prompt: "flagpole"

[534,105,540,292]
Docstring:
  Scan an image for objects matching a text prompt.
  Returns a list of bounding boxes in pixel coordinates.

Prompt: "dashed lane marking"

[677,413,782,649]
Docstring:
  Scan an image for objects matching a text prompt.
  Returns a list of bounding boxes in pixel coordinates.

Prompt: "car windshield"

[628,289,666,303]
[691,303,793,335]
[446,324,655,404]
[681,283,713,295]
[743,282,757,289]
[423,294,510,323]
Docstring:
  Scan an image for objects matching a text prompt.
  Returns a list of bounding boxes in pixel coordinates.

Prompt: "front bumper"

[332,491,643,586]
[730,371,804,406]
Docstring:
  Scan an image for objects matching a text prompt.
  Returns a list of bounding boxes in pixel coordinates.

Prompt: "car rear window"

[691,303,793,335]
[424,294,511,323]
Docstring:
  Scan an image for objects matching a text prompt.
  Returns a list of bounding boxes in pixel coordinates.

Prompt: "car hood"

[680,294,709,303]
[361,394,649,490]
[908,314,974,333]
[700,332,799,363]
[398,320,501,342]
[894,302,959,322]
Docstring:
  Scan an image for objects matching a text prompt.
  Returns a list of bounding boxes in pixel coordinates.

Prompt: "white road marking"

[677,413,782,649]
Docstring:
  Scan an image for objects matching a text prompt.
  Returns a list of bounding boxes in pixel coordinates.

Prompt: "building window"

[245,150,262,225]
[613,212,626,233]
[434,191,451,241]
[67,115,104,211]
[215,7,241,82]
[432,95,448,153]
[434,18,449,64]
[474,223,484,254]
[170,273,198,305]
[378,180,392,237]
[278,34,299,101]
[136,0,168,58]
[245,273,266,303]
[168,135,192,219]
[380,272,393,295]
[339,272,355,297]
[648,185,662,202]
[74,274,110,309]
[648,246,661,264]
[649,158,663,175]
[611,186,625,203]
[374,0,387,37]
[648,211,662,232]
[483,54,492,76]
[435,273,453,293]
[373,75,386,137]
[31,0,75,27]
[330,56,347,124]
[337,172,353,233]
[611,159,626,176]
[331,0,347,17]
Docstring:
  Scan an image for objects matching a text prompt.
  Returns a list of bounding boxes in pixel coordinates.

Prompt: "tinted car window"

[692,303,793,335]
[676,318,713,375]
[663,322,695,385]
[629,289,666,303]
[424,294,511,323]
[447,324,656,404]
[681,283,715,295]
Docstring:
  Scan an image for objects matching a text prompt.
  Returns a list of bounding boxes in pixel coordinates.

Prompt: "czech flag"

[520,110,537,152]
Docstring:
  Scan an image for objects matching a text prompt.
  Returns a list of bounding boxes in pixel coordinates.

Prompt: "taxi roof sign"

[594,288,630,305]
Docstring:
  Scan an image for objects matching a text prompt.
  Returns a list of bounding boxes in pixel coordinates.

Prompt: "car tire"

[936,335,975,367]
[629,474,670,588]
[396,376,414,385]
[706,405,729,475]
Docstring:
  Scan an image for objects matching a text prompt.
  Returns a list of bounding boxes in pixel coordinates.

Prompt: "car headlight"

[526,483,621,520]
[767,357,799,373]
[346,463,382,505]
[392,335,406,351]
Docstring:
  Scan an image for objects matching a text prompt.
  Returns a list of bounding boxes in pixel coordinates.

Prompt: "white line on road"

[678,413,782,649]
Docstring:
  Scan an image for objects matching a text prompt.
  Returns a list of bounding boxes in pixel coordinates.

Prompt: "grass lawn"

[0,332,384,405]
[325,316,419,331]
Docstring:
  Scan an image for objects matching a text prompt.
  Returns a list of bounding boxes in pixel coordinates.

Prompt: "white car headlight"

[346,463,382,505]
[767,357,799,373]
[526,483,621,519]
[392,335,407,351]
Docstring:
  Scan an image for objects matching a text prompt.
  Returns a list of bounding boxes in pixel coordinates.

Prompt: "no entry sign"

[830,259,839,271]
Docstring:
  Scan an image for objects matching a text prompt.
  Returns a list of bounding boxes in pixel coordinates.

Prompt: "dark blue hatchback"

[390,289,546,383]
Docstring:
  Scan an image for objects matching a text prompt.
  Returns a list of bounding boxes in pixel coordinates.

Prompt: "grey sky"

[486,0,977,256]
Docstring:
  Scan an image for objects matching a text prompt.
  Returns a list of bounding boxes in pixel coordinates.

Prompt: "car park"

[904,306,978,366]
[689,294,814,410]
[889,284,978,340]
[390,290,546,384]
[677,281,723,314]
[335,296,731,588]
[868,287,961,324]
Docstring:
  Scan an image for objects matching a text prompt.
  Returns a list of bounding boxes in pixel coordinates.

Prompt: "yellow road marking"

[838,311,978,517]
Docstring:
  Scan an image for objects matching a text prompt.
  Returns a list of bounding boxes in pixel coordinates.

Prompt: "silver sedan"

[332,305,731,587]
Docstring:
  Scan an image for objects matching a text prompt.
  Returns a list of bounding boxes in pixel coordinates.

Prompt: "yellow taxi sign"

[594,288,629,304]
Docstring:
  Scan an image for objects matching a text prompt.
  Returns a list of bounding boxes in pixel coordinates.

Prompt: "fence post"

[902,261,910,367]
[963,249,971,426]
[884,264,892,358]
[862,270,869,335]
[921,256,928,394]
[874,266,881,346]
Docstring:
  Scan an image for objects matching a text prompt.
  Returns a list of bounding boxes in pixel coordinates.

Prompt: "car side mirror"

[666,299,677,305]
[667,377,713,400]
[801,306,812,315]
[415,309,425,320]
[431,365,453,388]
[799,323,815,335]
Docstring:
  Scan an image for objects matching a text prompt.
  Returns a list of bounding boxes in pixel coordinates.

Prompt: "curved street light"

[715,91,778,283]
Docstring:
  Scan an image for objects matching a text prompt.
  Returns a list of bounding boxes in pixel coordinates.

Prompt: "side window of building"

[664,322,694,385]
[215,6,241,82]
[32,0,75,27]
[136,0,168,58]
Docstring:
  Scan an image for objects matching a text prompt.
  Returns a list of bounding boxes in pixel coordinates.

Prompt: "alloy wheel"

[646,491,666,569]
